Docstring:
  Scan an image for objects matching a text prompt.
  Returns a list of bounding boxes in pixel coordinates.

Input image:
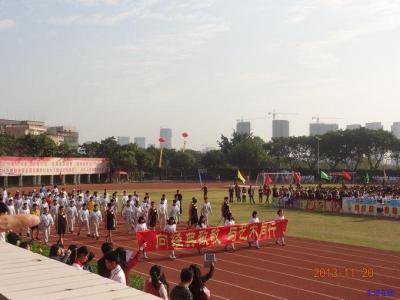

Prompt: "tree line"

[0,128,399,180]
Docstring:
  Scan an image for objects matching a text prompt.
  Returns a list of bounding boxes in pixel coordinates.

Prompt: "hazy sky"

[1,0,399,150]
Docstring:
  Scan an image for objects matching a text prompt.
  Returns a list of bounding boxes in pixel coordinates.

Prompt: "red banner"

[136,219,288,252]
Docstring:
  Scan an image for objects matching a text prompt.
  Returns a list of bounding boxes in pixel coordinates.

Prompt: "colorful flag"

[237,170,246,184]
[293,172,301,183]
[320,171,330,181]
[265,175,273,185]
[342,171,352,181]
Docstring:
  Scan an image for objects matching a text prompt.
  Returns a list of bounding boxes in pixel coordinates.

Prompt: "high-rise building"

[47,126,79,149]
[236,121,251,135]
[309,123,339,136]
[272,120,289,138]
[134,137,146,148]
[391,122,400,138]
[346,124,362,130]
[365,122,383,130]
[117,136,130,146]
[160,128,172,149]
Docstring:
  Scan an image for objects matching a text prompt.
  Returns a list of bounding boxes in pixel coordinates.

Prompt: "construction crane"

[267,110,298,120]
[312,116,343,124]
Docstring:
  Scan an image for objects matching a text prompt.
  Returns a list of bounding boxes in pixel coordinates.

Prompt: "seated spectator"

[6,232,21,246]
[98,242,113,278]
[189,263,215,300]
[83,251,95,272]
[171,268,194,300]
[144,265,169,299]
[49,244,71,263]
[115,243,146,286]
[66,244,78,265]
[19,240,32,251]
[72,246,89,270]
[105,250,126,285]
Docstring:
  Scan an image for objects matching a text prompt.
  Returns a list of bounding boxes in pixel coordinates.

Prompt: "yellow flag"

[237,170,246,184]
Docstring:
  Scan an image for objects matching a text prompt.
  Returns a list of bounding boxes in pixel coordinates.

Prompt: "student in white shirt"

[7,199,16,216]
[39,207,54,245]
[66,201,79,233]
[18,202,30,237]
[169,200,180,225]
[275,209,286,246]
[224,212,236,251]
[50,199,59,223]
[90,204,102,240]
[105,251,126,285]
[159,197,168,230]
[40,198,49,214]
[135,216,148,259]
[132,200,142,230]
[248,211,260,249]
[122,200,133,233]
[77,203,91,237]
[121,191,129,213]
[164,217,177,260]
[201,197,212,226]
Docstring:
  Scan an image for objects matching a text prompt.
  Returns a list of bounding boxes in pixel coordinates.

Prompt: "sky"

[0,0,399,150]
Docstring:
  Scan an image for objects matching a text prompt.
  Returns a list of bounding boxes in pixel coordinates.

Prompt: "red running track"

[45,216,400,300]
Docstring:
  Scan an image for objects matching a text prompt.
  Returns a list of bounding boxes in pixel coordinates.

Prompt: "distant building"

[47,126,79,149]
[160,128,172,149]
[391,122,400,138]
[365,122,383,130]
[117,136,130,146]
[236,121,251,135]
[0,119,47,137]
[346,124,362,130]
[272,120,289,138]
[309,123,339,136]
[134,137,146,148]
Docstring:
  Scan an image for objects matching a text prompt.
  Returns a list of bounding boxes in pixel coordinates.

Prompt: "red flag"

[293,172,301,183]
[342,171,352,181]
[265,175,273,185]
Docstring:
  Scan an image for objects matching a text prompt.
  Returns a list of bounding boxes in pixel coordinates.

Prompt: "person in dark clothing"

[171,268,193,300]
[83,251,95,272]
[49,243,72,263]
[189,198,198,228]
[228,186,234,203]
[106,203,116,243]
[221,197,230,221]
[189,263,215,300]
[98,242,113,278]
[148,201,158,230]
[201,185,208,199]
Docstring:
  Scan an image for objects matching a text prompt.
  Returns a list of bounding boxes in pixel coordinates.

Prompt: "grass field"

[110,187,400,252]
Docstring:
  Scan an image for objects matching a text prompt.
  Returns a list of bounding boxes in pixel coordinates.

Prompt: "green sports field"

[115,188,400,252]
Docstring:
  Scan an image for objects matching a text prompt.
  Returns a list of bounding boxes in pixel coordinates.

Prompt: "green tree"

[16,134,58,157]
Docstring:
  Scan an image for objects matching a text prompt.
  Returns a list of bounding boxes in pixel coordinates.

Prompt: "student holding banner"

[224,213,236,251]
[248,211,260,249]
[275,209,286,246]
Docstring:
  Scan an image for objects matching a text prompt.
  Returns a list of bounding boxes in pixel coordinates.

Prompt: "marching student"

[132,200,142,230]
[121,191,129,213]
[148,201,158,230]
[189,198,199,229]
[18,202,30,237]
[66,200,78,233]
[87,196,95,213]
[76,195,84,211]
[159,196,168,230]
[90,204,102,240]
[169,200,180,225]
[201,197,212,226]
[40,206,54,245]
[112,192,119,213]
[135,216,149,259]
[57,205,67,245]
[248,211,260,249]
[241,186,247,202]
[221,197,230,222]
[164,217,177,260]
[77,203,90,237]
[122,199,133,233]
[7,198,16,216]
[224,212,236,251]
[30,203,41,241]
[50,198,59,223]
[275,209,286,246]
[174,189,183,216]
[196,215,207,254]
[106,203,116,243]
[248,185,255,204]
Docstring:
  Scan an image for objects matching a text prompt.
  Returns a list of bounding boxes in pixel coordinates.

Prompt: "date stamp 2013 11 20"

[313,267,374,279]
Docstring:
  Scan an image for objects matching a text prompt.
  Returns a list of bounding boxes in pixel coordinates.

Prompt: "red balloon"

[182,132,189,138]
[159,137,166,143]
